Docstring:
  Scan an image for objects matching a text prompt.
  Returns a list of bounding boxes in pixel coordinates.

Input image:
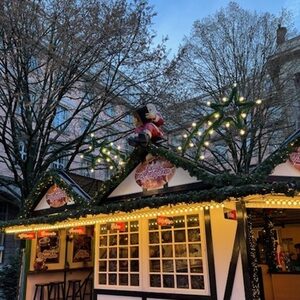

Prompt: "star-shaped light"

[181,84,261,159]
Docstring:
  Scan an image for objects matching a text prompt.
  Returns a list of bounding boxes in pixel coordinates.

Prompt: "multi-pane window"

[53,106,69,129]
[148,214,205,290]
[19,142,27,161]
[51,156,67,170]
[98,221,140,287]
[95,212,208,294]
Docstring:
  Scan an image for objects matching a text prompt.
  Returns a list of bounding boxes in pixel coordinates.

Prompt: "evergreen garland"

[2,181,299,229]
[22,170,88,218]
[263,211,279,272]
[246,213,261,300]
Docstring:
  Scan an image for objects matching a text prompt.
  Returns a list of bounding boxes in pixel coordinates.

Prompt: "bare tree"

[166,2,297,174]
[0,0,167,205]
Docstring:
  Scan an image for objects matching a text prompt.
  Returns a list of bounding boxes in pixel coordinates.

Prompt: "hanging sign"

[68,226,86,235]
[224,209,237,220]
[37,230,57,238]
[108,222,126,232]
[157,216,174,227]
[16,232,36,240]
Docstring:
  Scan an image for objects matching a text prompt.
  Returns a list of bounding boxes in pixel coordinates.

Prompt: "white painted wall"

[210,204,246,300]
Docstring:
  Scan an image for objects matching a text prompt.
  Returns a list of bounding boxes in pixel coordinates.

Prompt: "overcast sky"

[149,0,300,56]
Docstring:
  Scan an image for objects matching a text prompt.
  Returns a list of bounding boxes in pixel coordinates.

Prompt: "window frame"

[94,210,210,295]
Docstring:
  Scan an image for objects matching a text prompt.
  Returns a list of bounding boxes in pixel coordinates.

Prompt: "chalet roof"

[1,129,300,229]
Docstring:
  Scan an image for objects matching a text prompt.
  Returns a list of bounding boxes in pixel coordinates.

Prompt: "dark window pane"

[109,247,117,258]
[162,245,173,257]
[176,275,189,288]
[174,230,186,243]
[130,274,139,286]
[187,215,199,227]
[150,260,160,272]
[175,244,187,257]
[130,260,139,272]
[99,274,106,285]
[99,248,107,259]
[130,246,139,258]
[99,236,107,246]
[119,247,128,258]
[108,274,117,285]
[130,221,139,232]
[109,235,117,246]
[119,274,128,286]
[149,232,159,244]
[100,225,107,234]
[130,233,138,245]
[119,234,128,245]
[162,260,174,272]
[109,260,117,272]
[119,260,128,272]
[149,219,158,230]
[149,245,160,257]
[163,275,174,288]
[176,259,188,273]
[189,244,201,257]
[190,259,203,273]
[161,231,172,243]
[191,275,204,289]
[188,229,200,242]
[150,275,161,287]
[173,216,185,228]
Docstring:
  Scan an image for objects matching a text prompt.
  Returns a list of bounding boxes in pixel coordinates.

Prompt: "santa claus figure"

[128,104,164,147]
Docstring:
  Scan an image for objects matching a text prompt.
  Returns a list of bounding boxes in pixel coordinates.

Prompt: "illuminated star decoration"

[80,134,126,173]
[180,84,263,160]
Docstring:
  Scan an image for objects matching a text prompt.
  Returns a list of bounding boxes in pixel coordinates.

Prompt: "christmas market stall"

[2,130,300,300]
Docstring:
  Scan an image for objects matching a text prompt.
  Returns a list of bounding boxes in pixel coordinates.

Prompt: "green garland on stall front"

[148,136,299,187]
[93,147,147,205]
[2,180,300,229]
[22,170,88,218]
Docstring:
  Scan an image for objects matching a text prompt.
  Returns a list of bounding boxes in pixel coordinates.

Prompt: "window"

[53,106,69,129]
[105,106,115,118]
[95,210,209,295]
[51,156,67,170]
[19,142,27,161]
[148,214,205,290]
[98,221,140,287]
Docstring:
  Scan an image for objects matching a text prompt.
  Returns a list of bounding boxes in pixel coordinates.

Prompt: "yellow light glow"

[192,122,197,127]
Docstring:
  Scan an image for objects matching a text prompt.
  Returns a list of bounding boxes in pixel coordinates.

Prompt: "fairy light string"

[181,84,262,160]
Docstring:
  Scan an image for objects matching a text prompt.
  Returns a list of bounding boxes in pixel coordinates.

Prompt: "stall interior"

[28,225,94,300]
[249,208,300,300]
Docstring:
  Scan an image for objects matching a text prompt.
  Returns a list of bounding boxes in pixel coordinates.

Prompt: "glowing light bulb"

[90,168,94,173]
[80,154,84,158]
[90,133,95,137]
[240,129,246,135]
[207,101,211,106]
[214,113,220,119]
[192,122,197,127]
[256,99,262,104]
[225,122,230,128]
[88,145,92,150]
[222,97,227,102]
[204,141,209,146]
[97,158,101,163]
[208,121,212,126]
[109,165,113,170]
[241,112,247,118]
[197,131,202,136]
[110,142,113,146]
[209,129,214,134]
[117,145,121,150]
[233,83,237,87]
[189,142,194,147]
[183,134,188,138]
[200,155,205,160]
[177,146,182,151]
[239,96,244,102]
